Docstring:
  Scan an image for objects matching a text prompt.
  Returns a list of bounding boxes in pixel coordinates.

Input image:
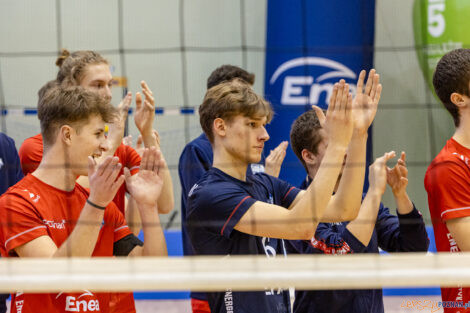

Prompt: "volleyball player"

[288,106,429,313]
[0,132,24,313]
[425,48,470,313]
[18,49,174,313]
[178,65,287,313]
[19,49,174,217]
[186,78,365,313]
[0,86,167,313]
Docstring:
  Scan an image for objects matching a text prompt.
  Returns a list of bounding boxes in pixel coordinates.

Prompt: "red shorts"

[191,298,211,313]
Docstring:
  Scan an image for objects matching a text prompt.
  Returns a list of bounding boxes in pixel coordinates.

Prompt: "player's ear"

[301,148,317,166]
[213,118,226,138]
[450,92,467,108]
[59,125,73,146]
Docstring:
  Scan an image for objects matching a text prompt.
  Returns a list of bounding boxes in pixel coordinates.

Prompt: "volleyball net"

[0,2,463,311]
[0,253,466,293]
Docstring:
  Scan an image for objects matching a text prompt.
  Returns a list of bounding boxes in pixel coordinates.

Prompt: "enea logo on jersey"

[269,57,357,106]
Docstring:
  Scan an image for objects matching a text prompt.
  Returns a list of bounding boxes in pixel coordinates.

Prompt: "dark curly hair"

[433,49,470,127]
[207,65,255,89]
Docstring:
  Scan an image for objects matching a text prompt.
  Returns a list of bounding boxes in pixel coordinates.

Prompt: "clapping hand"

[352,69,382,134]
[124,147,164,208]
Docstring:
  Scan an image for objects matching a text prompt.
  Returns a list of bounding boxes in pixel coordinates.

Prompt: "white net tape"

[0,253,465,293]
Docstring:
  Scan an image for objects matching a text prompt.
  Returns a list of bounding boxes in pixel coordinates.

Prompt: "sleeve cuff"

[282,187,301,207]
[114,225,132,242]
[128,166,140,175]
[396,204,423,220]
[220,196,257,238]
[5,225,48,255]
[440,206,470,221]
[341,228,367,253]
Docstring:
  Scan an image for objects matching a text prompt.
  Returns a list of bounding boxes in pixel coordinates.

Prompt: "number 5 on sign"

[428,2,445,37]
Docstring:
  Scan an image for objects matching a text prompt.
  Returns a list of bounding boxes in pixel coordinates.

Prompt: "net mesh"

[0,0,452,226]
[0,1,458,312]
[0,1,270,229]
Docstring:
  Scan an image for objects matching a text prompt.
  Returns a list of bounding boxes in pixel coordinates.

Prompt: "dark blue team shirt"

[0,133,23,313]
[178,133,265,301]
[187,167,300,313]
[286,177,429,313]
[0,133,23,195]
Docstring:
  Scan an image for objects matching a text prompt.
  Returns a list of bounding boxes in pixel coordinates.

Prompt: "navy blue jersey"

[178,133,265,301]
[0,133,23,312]
[0,133,23,195]
[286,176,429,313]
[187,167,300,313]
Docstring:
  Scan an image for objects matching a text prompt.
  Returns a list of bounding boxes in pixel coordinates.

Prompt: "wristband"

[86,199,106,210]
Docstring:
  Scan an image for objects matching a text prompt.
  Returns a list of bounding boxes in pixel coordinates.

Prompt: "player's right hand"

[264,141,288,178]
[323,80,354,149]
[87,156,125,207]
[352,69,382,135]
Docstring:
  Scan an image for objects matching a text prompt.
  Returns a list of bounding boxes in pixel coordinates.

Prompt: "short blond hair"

[199,79,273,143]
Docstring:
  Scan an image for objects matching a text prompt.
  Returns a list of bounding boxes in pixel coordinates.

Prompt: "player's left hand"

[123,129,161,157]
[264,141,288,178]
[352,69,382,134]
[368,151,396,196]
[387,151,409,197]
[134,80,155,138]
[124,147,164,207]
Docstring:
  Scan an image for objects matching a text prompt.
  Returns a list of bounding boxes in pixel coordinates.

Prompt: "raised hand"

[87,156,125,207]
[122,129,161,157]
[107,92,132,151]
[264,141,288,177]
[124,147,164,208]
[368,151,396,196]
[311,105,326,126]
[352,69,382,134]
[387,151,409,197]
[134,81,155,140]
[323,80,354,149]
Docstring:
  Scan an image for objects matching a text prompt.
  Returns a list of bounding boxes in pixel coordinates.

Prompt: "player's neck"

[453,115,470,149]
[307,165,340,193]
[33,146,77,191]
[306,166,317,183]
[213,148,248,181]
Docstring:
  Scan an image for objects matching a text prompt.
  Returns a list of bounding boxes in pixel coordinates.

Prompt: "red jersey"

[112,144,140,215]
[425,138,470,312]
[18,135,140,313]
[18,134,43,175]
[0,174,132,313]
[18,134,141,215]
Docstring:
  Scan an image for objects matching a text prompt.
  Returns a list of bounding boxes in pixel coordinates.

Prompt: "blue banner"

[264,0,376,186]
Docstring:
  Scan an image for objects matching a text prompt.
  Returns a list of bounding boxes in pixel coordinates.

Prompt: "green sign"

[413,0,468,92]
